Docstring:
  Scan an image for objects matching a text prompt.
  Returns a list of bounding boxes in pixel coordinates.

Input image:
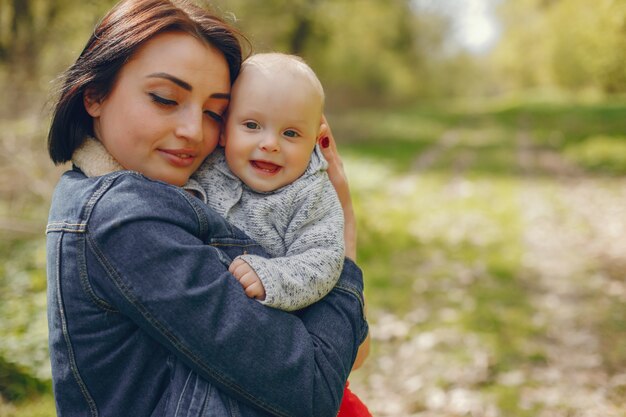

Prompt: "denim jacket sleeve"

[84,174,368,417]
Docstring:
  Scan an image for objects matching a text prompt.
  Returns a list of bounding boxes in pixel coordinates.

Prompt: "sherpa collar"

[72,137,124,177]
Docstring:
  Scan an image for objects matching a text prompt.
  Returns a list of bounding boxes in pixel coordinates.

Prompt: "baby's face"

[222,66,322,192]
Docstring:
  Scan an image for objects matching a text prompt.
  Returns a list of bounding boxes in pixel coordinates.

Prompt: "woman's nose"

[259,133,280,152]
[175,107,203,143]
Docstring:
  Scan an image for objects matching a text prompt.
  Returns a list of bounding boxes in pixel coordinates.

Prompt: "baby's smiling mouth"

[251,160,281,173]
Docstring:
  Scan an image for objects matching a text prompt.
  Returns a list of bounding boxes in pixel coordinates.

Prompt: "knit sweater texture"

[72,138,344,311]
[191,147,344,311]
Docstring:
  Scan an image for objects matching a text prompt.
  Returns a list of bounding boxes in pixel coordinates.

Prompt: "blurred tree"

[0,0,49,72]
[491,0,626,95]
[549,0,626,93]
[2,0,622,110]
[212,0,457,106]
[489,0,554,92]
[0,0,476,107]
[0,0,116,114]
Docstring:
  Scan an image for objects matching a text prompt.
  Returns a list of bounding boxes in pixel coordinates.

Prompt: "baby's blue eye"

[244,121,259,129]
[284,130,299,138]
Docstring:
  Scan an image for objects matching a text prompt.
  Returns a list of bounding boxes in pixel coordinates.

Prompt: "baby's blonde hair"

[241,52,325,111]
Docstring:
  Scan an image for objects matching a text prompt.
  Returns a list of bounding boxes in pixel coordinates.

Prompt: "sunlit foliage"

[491,0,626,94]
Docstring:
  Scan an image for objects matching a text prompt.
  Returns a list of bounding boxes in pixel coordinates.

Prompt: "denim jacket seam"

[161,355,175,413]
[333,284,369,343]
[46,222,87,233]
[227,396,243,417]
[77,173,198,314]
[87,231,288,417]
[174,371,194,417]
[200,380,212,417]
[176,186,251,242]
[53,234,99,417]
[78,234,118,313]
[208,242,260,249]
[80,172,128,223]
[176,187,210,236]
[334,284,365,314]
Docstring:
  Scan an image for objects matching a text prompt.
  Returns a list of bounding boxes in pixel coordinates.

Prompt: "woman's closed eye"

[150,92,223,122]
[149,92,177,106]
[205,110,223,123]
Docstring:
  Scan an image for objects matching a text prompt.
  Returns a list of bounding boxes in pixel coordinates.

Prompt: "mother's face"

[84,31,231,186]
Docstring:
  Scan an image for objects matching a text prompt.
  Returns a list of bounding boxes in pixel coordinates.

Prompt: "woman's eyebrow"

[211,93,231,100]
[148,72,192,91]
[146,72,230,99]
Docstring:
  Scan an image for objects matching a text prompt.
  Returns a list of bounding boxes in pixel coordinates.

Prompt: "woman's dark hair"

[48,0,246,164]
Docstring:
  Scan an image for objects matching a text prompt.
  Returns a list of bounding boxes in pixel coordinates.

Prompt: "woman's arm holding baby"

[319,115,371,369]
[319,116,357,261]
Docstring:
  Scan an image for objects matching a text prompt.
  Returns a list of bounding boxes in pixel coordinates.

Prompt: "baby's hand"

[229,258,266,301]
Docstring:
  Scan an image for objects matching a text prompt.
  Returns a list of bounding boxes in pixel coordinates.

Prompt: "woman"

[45,0,367,416]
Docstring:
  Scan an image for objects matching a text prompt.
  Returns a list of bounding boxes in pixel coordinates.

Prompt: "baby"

[188,53,344,311]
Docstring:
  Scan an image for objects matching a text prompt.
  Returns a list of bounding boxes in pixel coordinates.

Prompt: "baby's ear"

[83,88,102,117]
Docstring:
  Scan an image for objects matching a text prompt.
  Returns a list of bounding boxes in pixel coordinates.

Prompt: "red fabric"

[337,382,372,417]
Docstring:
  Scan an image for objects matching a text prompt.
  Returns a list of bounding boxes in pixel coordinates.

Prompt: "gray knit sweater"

[190,147,344,311]
[72,137,344,312]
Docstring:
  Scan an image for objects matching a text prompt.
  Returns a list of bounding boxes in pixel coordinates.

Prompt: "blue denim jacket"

[46,168,368,417]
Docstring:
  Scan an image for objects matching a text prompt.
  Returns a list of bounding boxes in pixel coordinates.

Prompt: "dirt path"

[350,126,626,416]
[515,127,626,416]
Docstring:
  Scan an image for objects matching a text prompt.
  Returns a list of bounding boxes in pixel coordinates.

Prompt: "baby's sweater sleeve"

[238,173,345,311]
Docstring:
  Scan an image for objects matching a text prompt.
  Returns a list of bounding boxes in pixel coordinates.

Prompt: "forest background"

[1,0,625,416]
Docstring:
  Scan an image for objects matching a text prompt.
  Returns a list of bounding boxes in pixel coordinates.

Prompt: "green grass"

[0,393,55,417]
[564,134,626,174]
[333,98,626,175]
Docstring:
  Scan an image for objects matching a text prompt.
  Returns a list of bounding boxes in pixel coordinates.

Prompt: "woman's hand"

[352,332,371,371]
[319,115,357,261]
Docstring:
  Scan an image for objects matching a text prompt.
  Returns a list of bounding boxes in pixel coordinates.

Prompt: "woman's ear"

[83,88,102,117]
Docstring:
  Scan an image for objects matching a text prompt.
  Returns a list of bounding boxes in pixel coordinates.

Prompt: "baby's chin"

[242,175,303,193]
[243,181,279,193]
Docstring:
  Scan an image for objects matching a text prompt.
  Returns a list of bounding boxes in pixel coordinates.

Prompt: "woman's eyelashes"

[205,110,224,123]
[149,92,223,123]
[149,92,176,106]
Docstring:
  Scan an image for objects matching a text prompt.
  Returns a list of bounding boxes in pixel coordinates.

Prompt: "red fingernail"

[321,137,330,148]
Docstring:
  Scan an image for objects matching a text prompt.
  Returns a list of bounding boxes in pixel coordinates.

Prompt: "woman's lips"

[159,149,197,168]
[251,160,281,174]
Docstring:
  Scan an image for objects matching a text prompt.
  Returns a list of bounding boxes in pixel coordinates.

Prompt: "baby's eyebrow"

[147,72,192,91]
